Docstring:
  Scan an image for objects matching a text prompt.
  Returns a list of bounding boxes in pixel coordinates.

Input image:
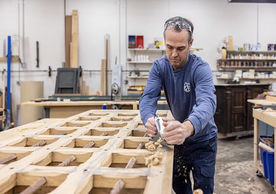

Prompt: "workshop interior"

[0,0,276,193]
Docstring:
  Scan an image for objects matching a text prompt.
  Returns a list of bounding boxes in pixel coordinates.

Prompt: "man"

[139,16,217,194]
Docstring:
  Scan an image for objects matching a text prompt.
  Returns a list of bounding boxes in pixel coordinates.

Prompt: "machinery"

[111,83,122,109]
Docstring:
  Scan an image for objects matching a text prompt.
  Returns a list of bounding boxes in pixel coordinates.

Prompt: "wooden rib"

[120,119,125,121]
[83,140,95,148]
[74,124,81,127]
[100,131,108,136]
[112,125,117,128]
[31,140,46,147]
[56,131,66,135]
[110,179,124,194]
[0,154,17,164]
[20,177,47,194]
[58,155,76,166]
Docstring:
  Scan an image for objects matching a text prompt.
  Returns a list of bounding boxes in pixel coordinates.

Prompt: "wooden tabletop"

[21,100,168,107]
[248,95,276,106]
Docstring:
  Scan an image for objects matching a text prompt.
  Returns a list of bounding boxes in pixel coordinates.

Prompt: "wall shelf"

[128,76,149,79]
[128,48,165,52]
[217,66,276,70]
[217,59,276,62]
[127,61,153,64]
[227,51,276,55]
[217,77,276,80]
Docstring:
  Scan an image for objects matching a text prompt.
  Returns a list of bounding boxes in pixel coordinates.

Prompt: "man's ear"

[189,39,194,48]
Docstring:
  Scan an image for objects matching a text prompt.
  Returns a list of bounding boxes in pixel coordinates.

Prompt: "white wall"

[0,0,276,125]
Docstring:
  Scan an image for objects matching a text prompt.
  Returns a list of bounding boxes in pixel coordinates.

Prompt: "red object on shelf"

[136,36,144,49]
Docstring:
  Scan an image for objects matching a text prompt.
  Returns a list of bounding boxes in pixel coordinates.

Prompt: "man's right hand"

[145,117,157,137]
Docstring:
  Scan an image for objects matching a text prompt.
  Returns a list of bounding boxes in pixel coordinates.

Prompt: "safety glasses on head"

[164,20,192,33]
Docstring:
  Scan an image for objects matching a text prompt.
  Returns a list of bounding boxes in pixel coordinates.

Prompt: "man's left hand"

[162,120,194,145]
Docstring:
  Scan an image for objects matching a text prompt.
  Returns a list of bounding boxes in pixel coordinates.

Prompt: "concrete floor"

[214,135,275,194]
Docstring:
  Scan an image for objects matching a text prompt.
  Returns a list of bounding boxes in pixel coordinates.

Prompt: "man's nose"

[172,50,178,57]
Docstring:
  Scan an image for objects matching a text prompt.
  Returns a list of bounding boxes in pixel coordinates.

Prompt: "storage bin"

[260,147,269,179]
[265,150,274,185]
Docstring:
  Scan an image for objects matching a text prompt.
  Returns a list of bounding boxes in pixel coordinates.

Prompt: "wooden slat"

[70,33,78,68]
[101,59,107,95]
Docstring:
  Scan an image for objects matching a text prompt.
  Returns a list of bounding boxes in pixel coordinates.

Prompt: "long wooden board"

[0,110,174,193]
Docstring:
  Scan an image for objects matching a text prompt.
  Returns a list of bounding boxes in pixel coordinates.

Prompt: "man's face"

[165,28,193,71]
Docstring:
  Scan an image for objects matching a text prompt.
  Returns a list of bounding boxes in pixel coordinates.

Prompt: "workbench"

[21,95,169,119]
[0,109,174,193]
[253,108,276,190]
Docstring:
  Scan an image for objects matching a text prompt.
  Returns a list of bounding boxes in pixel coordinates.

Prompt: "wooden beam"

[58,155,76,166]
[0,154,17,164]
[65,15,72,68]
[101,59,107,96]
[20,177,47,194]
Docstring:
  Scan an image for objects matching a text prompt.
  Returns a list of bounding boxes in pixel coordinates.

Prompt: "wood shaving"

[193,189,203,194]
[145,141,156,151]
[145,150,163,167]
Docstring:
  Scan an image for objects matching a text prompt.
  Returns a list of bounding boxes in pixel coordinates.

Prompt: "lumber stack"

[0,110,174,193]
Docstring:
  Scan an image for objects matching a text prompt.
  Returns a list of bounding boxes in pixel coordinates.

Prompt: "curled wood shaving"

[193,189,203,194]
[145,150,164,167]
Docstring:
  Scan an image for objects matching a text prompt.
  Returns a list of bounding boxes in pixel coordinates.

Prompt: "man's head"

[163,16,194,71]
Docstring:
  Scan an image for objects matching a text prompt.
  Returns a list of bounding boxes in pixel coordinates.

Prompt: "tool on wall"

[36,41,39,68]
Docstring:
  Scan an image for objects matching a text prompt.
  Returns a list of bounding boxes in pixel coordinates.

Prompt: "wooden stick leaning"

[83,141,95,148]
[58,155,76,166]
[0,154,17,164]
[20,177,47,194]
[100,131,108,136]
[31,140,46,147]
[56,131,66,135]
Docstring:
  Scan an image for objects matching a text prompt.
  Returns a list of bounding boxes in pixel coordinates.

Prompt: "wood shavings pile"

[145,150,164,167]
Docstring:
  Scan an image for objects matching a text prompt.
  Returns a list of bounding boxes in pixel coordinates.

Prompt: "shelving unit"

[217,51,276,82]
[127,48,202,95]
[127,48,164,95]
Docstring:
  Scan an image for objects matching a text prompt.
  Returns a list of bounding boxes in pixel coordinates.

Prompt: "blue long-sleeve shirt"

[139,54,217,143]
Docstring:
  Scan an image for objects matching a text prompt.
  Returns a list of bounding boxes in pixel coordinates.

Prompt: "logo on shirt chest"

[184,82,190,92]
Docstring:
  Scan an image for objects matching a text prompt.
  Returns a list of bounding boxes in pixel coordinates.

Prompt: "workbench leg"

[133,102,138,110]
[44,108,50,118]
[254,118,259,168]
